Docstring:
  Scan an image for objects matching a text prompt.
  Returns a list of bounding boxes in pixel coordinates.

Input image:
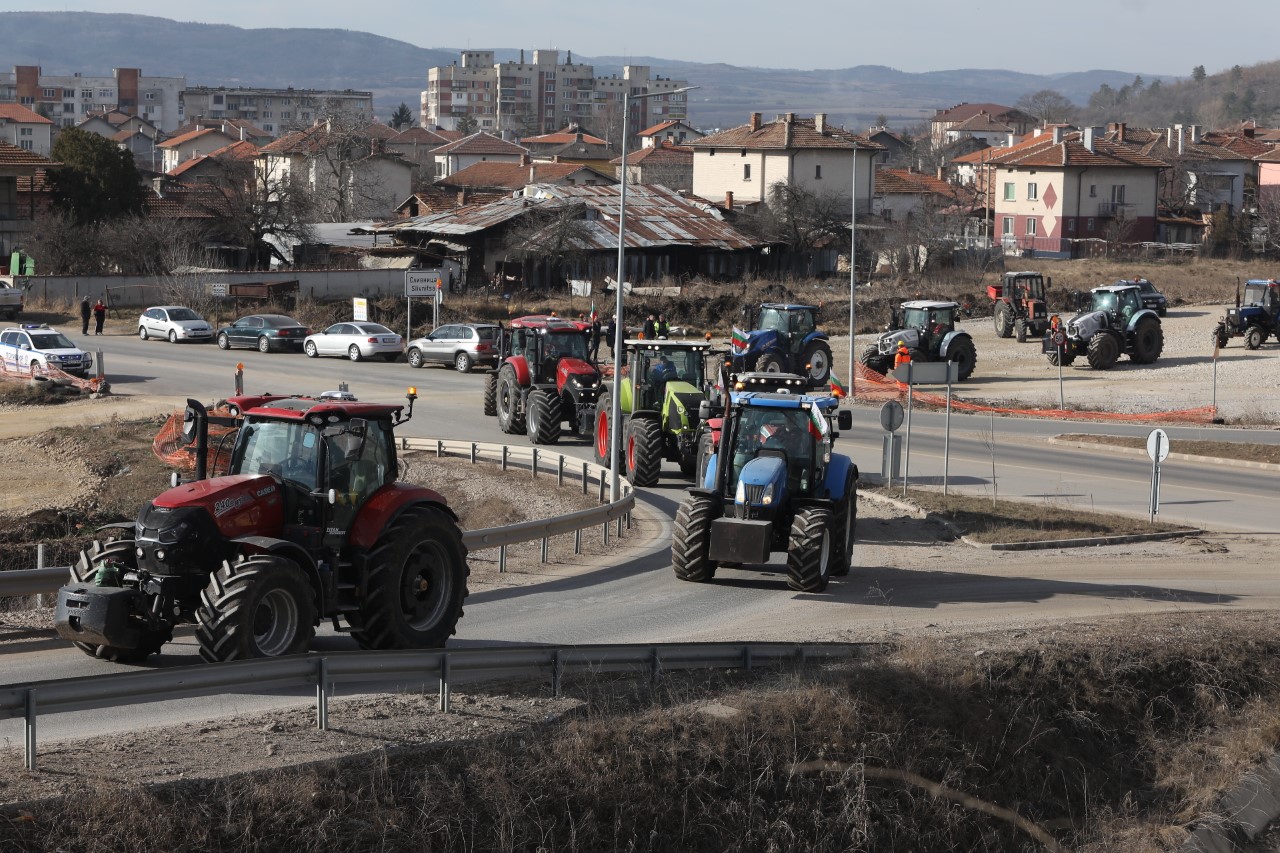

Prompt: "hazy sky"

[17,1,1280,76]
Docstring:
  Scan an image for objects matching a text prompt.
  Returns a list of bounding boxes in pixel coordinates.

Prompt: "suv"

[0,324,93,376]
[1118,278,1167,317]
[407,323,501,373]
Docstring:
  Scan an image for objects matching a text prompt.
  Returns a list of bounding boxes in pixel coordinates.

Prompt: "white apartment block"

[181,86,373,138]
[421,50,690,142]
[0,66,185,132]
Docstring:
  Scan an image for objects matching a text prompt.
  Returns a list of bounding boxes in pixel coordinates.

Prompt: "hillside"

[1,11,1161,130]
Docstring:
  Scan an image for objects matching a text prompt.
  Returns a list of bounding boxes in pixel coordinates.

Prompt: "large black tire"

[1213,326,1229,350]
[1244,326,1264,351]
[68,537,171,663]
[495,364,525,434]
[348,505,469,650]
[786,506,833,593]
[1086,333,1120,370]
[195,555,317,662]
[757,352,787,373]
[801,340,833,386]
[1130,317,1163,364]
[526,388,562,444]
[1015,318,1028,343]
[672,494,718,583]
[946,336,977,381]
[625,417,664,487]
[1045,347,1076,367]
[829,474,857,578]
[593,391,620,467]
[482,371,498,416]
[858,344,891,376]
[993,304,1013,338]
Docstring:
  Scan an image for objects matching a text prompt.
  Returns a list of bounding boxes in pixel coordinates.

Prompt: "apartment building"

[181,86,373,138]
[421,49,690,143]
[0,66,185,132]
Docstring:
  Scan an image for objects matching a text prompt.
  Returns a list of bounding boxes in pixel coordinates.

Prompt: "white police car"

[0,324,93,377]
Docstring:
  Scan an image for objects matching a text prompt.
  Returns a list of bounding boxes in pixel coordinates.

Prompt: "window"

[1002,216,1013,236]
[42,88,57,98]
[80,89,92,99]
[62,104,74,113]
[213,95,224,105]
[1066,219,1075,232]
[1111,185,1126,204]
[97,89,113,99]
[1003,182,1015,201]
[1087,218,1096,231]
[1026,219,1037,236]
[815,164,822,179]
[1027,182,1038,201]
[1089,184,1096,197]
[62,88,75,98]
[145,92,156,100]
[744,163,751,181]
[19,140,32,151]
[263,111,272,118]
[19,127,32,136]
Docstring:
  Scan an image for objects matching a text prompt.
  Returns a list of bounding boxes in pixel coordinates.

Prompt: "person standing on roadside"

[656,313,670,339]
[589,315,603,363]
[92,298,106,335]
[605,315,618,361]
[80,296,91,336]
[642,313,657,340]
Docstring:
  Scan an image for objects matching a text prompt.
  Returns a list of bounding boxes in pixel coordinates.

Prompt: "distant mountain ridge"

[0,11,1165,130]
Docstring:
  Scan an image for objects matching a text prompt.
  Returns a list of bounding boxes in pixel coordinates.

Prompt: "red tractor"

[989,271,1051,342]
[486,315,602,444]
[54,388,470,663]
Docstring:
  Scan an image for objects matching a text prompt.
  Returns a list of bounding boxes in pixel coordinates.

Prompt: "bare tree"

[28,210,107,275]
[1016,89,1076,125]
[1256,190,1280,255]
[192,157,317,268]
[501,202,594,288]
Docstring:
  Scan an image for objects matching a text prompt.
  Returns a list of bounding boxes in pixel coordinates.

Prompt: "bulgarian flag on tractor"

[730,327,749,354]
[829,368,848,398]
[807,403,830,440]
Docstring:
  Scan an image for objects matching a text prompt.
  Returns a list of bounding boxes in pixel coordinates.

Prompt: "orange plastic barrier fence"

[851,362,1217,425]
[152,409,239,473]
[0,360,108,394]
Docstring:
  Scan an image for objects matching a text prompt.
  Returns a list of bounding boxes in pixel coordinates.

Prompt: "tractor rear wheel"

[993,304,1013,338]
[829,473,857,578]
[526,388,562,444]
[593,391,623,468]
[625,417,664,487]
[672,494,718,583]
[482,371,498,416]
[1086,333,1120,370]
[349,505,469,650]
[801,340,833,385]
[858,345,891,376]
[1245,326,1265,350]
[786,506,833,593]
[68,537,172,663]
[196,554,317,662]
[495,364,525,434]
[946,337,977,380]
[1130,317,1164,364]
[757,353,787,373]
[1015,318,1028,343]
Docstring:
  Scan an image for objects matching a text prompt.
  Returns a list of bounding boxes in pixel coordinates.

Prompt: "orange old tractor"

[54,388,470,663]
[484,315,603,444]
[989,271,1051,342]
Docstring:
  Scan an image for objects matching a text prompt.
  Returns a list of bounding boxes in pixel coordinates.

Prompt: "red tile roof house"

[157,126,239,174]
[438,156,615,192]
[167,140,261,183]
[430,132,528,180]
[610,142,693,191]
[982,126,1168,258]
[0,142,57,258]
[259,123,415,219]
[1256,146,1280,207]
[929,102,1037,147]
[0,104,54,158]
[636,119,704,148]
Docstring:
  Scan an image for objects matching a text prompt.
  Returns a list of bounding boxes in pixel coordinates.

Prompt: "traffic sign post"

[879,401,904,484]
[1051,329,1067,408]
[1146,428,1169,521]
[889,361,960,495]
[405,270,446,342]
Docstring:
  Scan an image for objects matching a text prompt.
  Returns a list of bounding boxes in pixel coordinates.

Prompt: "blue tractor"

[671,373,857,593]
[1213,279,1280,350]
[730,303,833,387]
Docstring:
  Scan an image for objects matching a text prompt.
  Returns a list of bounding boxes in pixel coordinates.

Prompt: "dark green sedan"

[215,314,310,353]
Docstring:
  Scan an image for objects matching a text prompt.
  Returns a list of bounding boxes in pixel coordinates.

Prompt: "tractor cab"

[630,342,708,409]
[894,300,958,356]
[1090,285,1142,323]
[1242,280,1280,314]
[508,316,591,383]
[750,303,818,354]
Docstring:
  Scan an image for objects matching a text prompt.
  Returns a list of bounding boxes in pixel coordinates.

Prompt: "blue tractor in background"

[671,373,857,593]
[730,303,833,387]
[1213,279,1280,350]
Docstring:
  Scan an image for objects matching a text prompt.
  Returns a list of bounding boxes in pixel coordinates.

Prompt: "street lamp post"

[609,84,699,502]
[848,139,858,400]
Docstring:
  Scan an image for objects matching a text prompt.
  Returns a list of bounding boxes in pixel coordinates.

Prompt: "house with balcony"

[689,112,882,212]
[983,126,1168,257]
[0,142,56,259]
[430,132,528,180]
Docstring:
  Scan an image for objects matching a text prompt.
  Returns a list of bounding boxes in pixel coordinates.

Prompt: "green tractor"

[593,339,715,487]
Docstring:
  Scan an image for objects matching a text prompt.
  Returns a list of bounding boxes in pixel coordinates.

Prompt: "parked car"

[406,323,502,372]
[138,305,213,343]
[215,314,309,352]
[304,322,403,362]
[0,324,92,376]
[1118,278,1168,317]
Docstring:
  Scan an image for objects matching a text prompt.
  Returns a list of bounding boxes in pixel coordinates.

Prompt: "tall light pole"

[847,138,858,400]
[609,83,699,502]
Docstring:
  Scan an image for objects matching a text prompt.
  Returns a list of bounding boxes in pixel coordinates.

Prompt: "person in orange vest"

[893,340,912,369]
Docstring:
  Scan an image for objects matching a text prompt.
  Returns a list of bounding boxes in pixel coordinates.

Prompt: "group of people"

[79,296,107,336]
[582,311,673,363]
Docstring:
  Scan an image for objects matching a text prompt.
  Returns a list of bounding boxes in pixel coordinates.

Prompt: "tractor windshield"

[725,405,815,497]
[230,420,322,490]
[1092,291,1119,313]
[757,307,816,337]
[1243,283,1268,306]
[902,307,931,329]
[542,331,588,361]
[1018,276,1046,300]
[636,348,706,408]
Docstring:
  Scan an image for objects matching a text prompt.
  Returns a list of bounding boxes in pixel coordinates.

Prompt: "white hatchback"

[138,306,214,343]
[304,322,403,362]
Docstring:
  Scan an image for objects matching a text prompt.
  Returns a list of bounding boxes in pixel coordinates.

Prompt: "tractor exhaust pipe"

[1236,277,1241,308]
[182,399,210,481]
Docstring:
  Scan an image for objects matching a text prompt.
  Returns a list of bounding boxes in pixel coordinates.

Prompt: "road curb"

[1048,437,1280,472]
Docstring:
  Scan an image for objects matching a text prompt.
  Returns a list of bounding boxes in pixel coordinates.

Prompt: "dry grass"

[1058,434,1280,466]
[4,613,1279,851]
[870,485,1187,543]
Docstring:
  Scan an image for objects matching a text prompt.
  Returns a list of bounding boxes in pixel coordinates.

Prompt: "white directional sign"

[1146,428,1170,463]
[406,271,444,298]
[891,361,959,385]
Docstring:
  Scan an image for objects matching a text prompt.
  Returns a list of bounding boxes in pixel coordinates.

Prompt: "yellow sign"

[352,297,368,322]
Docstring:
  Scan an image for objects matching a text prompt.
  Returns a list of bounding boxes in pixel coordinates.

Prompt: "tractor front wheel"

[593,391,620,467]
[195,554,317,662]
[672,494,718,582]
[495,364,525,434]
[829,473,857,578]
[1130,317,1164,364]
[757,353,787,373]
[482,371,498,416]
[801,340,833,386]
[625,417,664,487]
[787,506,833,593]
[858,345,891,377]
[1086,333,1121,370]
[1046,347,1076,367]
[1015,318,1028,343]
[526,388,562,444]
[349,505,469,650]
[946,336,977,381]
[68,537,171,663]
[1245,326,1265,350]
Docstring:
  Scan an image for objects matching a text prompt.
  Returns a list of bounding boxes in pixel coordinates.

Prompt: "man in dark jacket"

[589,316,603,362]
[80,297,91,336]
[605,315,618,361]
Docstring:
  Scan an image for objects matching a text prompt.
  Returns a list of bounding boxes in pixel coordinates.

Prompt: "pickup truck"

[0,276,27,321]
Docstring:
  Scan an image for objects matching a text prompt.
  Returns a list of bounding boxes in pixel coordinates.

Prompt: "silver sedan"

[303,322,403,362]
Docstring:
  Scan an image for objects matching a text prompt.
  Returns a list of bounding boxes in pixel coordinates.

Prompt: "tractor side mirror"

[837,410,852,431]
[698,400,712,421]
[348,417,367,437]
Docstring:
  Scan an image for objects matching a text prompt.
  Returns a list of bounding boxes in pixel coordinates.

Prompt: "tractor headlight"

[759,483,774,506]
[735,479,746,504]
[157,521,190,544]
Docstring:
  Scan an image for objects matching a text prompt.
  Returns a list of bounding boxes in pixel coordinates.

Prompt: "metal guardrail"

[0,439,636,597]
[0,642,867,771]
